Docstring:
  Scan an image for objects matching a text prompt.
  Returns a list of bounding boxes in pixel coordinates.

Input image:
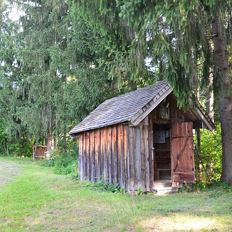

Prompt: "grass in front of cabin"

[0,158,232,232]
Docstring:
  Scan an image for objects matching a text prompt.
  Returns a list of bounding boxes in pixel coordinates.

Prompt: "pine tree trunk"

[206,70,214,121]
[212,12,232,184]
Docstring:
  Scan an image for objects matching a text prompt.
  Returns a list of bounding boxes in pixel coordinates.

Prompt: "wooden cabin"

[32,145,47,160]
[70,81,214,192]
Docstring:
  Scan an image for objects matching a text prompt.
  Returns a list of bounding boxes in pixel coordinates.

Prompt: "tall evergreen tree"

[0,0,120,152]
[75,0,232,184]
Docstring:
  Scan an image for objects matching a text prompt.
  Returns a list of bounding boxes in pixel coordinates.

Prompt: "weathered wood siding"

[78,118,154,192]
[33,145,47,160]
[171,122,195,187]
[77,95,197,192]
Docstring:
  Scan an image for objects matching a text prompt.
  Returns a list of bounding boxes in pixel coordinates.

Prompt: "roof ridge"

[103,80,167,103]
[69,80,171,135]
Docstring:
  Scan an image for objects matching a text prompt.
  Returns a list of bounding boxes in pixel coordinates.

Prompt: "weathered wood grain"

[140,122,146,190]
[111,126,116,184]
[134,127,141,189]
[83,134,87,181]
[98,130,102,180]
[107,127,112,184]
[123,125,128,190]
[128,127,135,192]
[143,117,150,191]
[94,130,100,182]
[102,128,108,182]
[171,122,195,187]
[78,136,83,180]
[85,132,90,181]
[89,131,94,182]
[148,116,154,190]
[118,124,124,188]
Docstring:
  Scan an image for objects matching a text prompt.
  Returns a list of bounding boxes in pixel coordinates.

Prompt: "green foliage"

[0,119,32,157]
[198,124,222,182]
[8,138,32,157]
[179,181,232,194]
[192,181,207,191]
[0,1,230,186]
[207,181,232,192]
[81,180,125,193]
[135,187,148,195]
[0,120,8,155]
[178,182,208,193]
[46,149,77,176]
[0,0,120,156]
[1,159,232,231]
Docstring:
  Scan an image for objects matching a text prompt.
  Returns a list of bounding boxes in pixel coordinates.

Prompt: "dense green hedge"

[195,124,222,183]
[0,124,32,157]
[40,150,77,176]
[51,149,77,176]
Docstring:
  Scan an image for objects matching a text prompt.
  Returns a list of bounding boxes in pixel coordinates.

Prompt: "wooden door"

[171,122,195,187]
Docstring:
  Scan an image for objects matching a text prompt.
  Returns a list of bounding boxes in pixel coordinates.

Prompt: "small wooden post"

[195,128,201,182]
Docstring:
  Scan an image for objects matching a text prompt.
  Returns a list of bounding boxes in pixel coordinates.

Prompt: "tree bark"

[212,12,232,184]
[206,70,214,121]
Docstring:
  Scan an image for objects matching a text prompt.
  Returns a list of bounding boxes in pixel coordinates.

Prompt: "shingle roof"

[69,80,172,135]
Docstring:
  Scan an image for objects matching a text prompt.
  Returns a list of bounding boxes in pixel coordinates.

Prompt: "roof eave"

[194,107,215,131]
[69,119,130,136]
[130,87,173,126]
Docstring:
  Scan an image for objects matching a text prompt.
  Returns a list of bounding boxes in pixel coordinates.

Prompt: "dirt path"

[0,160,21,186]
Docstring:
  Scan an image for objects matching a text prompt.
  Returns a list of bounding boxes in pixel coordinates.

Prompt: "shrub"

[39,148,77,176]
[195,124,222,183]
[82,180,125,193]
[51,149,77,176]
[9,138,32,157]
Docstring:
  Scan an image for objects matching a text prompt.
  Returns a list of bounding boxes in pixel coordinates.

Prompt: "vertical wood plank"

[82,133,86,180]
[89,131,92,182]
[99,129,103,180]
[148,116,154,191]
[98,130,102,181]
[94,130,100,182]
[91,131,95,182]
[171,122,195,186]
[127,127,130,192]
[123,125,128,190]
[134,127,142,189]
[86,132,90,181]
[82,134,85,181]
[78,135,83,180]
[83,134,86,180]
[112,126,117,184]
[93,131,96,182]
[128,127,135,192]
[140,122,146,190]
[118,124,124,188]
[144,117,150,191]
[89,131,93,181]
[107,127,112,184]
[102,128,107,182]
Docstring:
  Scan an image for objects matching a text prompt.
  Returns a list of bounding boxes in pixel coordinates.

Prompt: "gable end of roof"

[130,85,173,126]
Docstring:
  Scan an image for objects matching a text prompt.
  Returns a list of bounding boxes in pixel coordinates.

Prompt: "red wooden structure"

[70,81,214,192]
[33,145,47,160]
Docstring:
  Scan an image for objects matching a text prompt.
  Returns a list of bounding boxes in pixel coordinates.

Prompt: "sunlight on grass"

[0,158,232,232]
[139,214,221,231]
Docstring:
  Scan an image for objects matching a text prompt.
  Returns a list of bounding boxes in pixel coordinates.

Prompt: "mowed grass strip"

[0,159,232,232]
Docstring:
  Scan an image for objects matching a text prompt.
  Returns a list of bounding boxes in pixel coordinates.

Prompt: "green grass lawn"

[0,158,232,232]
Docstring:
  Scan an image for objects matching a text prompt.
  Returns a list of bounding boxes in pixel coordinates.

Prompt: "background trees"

[0,0,230,183]
[74,0,232,183]
[0,0,120,154]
